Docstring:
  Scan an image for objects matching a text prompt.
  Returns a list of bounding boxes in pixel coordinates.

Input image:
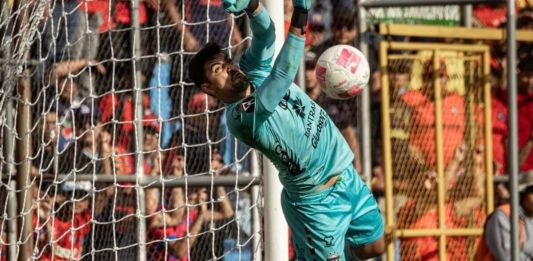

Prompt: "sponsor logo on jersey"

[323,235,334,247]
[240,96,255,113]
[270,127,304,175]
[292,97,306,119]
[279,90,291,110]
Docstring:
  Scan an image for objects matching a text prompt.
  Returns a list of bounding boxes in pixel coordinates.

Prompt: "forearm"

[169,187,185,220]
[170,212,204,257]
[51,59,89,80]
[164,0,183,30]
[246,4,275,62]
[216,187,234,220]
[254,29,305,112]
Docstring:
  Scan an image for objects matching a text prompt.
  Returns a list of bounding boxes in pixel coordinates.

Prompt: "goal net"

[0,0,261,260]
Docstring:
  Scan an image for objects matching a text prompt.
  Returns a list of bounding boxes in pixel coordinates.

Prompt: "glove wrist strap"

[290,7,308,34]
[245,0,259,15]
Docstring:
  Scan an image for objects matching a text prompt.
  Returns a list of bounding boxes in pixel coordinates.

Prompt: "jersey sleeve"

[239,6,276,87]
[255,33,305,115]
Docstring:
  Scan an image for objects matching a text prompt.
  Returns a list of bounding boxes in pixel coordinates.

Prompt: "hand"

[453,143,466,163]
[98,131,112,157]
[292,0,311,10]
[88,60,106,75]
[222,0,250,13]
[171,155,184,176]
[149,152,164,176]
[182,30,199,51]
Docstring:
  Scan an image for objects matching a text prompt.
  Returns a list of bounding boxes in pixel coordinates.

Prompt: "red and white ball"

[315,45,370,100]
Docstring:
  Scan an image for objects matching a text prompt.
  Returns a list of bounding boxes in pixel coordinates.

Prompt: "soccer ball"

[315,45,370,100]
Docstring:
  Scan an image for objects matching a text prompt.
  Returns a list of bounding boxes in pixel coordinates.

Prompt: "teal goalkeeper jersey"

[224,11,353,197]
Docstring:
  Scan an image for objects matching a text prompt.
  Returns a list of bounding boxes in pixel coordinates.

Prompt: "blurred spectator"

[475,172,533,260]
[518,9,533,29]
[518,52,533,172]
[149,53,182,148]
[398,144,486,260]
[147,144,234,260]
[61,103,113,177]
[184,0,243,51]
[157,0,199,52]
[98,91,151,149]
[304,51,362,172]
[308,12,327,49]
[190,151,235,260]
[31,109,67,177]
[42,0,86,61]
[311,8,357,57]
[48,59,106,116]
[402,60,465,167]
[490,66,509,175]
[215,150,253,261]
[143,113,163,176]
[167,92,221,175]
[37,181,107,261]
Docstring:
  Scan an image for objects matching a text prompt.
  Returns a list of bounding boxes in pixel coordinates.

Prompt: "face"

[201,54,250,102]
[332,23,357,45]
[305,67,318,90]
[171,154,185,171]
[392,73,410,91]
[143,129,159,151]
[522,191,533,217]
[518,70,533,95]
[305,67,321,100]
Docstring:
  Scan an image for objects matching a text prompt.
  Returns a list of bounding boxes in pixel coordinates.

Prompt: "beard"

[228,66,250,92]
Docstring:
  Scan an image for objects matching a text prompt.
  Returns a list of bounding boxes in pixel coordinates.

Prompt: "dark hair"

[188,42,225,87]
[331,9,356,30]
[520,185,533,202]
[518,51,533,73]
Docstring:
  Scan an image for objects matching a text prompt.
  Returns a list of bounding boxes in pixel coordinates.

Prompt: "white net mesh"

[0,1,262,260]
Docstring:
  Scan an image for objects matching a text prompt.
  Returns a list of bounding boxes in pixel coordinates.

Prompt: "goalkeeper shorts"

[281,164,384,261]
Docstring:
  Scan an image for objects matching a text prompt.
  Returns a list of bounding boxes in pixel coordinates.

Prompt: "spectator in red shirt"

[402,60,466,168]
[38,181,106,261]
[146,146,234,261]
[518,52,533,171]
[490,67,509,175]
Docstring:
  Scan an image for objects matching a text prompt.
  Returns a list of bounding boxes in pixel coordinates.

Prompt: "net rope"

[0,1,261,260]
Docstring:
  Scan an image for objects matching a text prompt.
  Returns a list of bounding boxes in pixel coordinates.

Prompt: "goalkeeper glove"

[222,0,259,14]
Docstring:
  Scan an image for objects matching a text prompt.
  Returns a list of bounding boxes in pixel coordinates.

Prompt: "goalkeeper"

[188,0,384,259]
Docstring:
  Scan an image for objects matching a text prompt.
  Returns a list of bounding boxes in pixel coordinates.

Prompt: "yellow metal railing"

[380,41,493,261]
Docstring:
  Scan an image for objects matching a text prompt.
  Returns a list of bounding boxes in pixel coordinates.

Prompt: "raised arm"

[241,4,276,69]
[254,1,309,112]
[222,0,276,85]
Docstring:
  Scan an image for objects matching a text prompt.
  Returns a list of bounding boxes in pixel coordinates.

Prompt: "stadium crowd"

[0,0,532,260]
